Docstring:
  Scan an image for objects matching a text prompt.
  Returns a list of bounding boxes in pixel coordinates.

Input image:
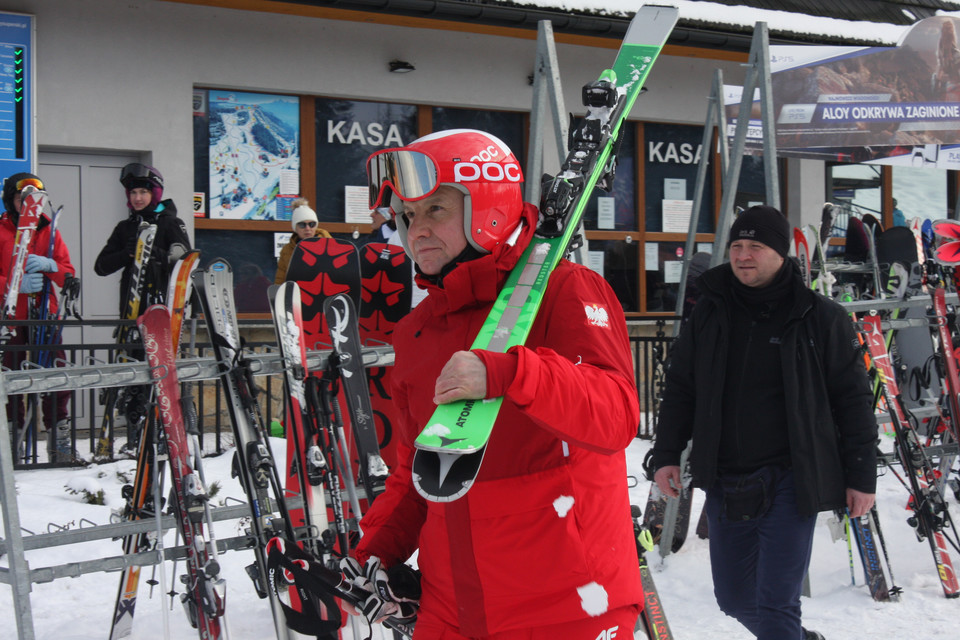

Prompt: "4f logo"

[594,625,619,640]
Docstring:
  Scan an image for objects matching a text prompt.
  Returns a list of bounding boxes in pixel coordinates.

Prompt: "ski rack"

[838,292,958,314]
[0,344,394,640]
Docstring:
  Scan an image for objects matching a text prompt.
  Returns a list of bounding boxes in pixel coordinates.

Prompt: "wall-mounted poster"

[208,90,300,220]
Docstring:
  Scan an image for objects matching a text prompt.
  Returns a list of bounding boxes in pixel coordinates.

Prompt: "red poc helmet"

[367,129,525,255]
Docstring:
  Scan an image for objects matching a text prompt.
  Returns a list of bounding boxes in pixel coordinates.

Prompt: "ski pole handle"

[638,528,654,553]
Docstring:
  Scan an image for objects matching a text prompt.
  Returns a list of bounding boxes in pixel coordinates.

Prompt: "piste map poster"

[208,90,300,220]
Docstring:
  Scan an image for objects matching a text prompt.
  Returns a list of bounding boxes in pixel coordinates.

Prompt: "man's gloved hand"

[25,254,57,273]
[19,272,44,293]
[340,556,421,623]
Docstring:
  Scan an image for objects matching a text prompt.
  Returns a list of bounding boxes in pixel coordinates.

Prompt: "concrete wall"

[1,0,754,240]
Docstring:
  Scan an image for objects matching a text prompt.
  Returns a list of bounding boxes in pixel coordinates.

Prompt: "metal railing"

[2,318,308,467]
[629,320,674,439]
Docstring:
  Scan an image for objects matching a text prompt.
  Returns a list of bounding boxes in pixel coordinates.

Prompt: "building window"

[314,98,419,225]
[644,122,713,234]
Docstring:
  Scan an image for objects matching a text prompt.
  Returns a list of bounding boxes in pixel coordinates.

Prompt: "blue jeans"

[705,468,816,640]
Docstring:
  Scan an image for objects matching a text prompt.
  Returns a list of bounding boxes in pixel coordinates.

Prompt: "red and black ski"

[861,313,960,598]
[108,248,196,639]
[139,305,226,638]
[358,242,412,470]
[284,237,360,349]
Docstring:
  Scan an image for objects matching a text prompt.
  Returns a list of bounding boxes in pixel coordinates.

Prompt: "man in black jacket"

[651,205,877,640]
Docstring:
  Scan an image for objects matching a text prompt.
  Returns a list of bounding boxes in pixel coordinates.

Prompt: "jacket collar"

[416,202,539,314]
[699,259,815,322]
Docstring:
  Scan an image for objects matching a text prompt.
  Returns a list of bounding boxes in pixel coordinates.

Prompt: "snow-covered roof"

[267,0,960,47]
[496,0,960,45]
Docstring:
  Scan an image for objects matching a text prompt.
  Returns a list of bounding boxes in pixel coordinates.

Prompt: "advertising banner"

[725,16,960,168]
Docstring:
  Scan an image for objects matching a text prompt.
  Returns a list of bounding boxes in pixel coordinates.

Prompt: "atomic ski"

[412,4,679,501]
[138,305,227,638]
[193,258,303,639]
[95,222,158,459]
[324,292,389,504]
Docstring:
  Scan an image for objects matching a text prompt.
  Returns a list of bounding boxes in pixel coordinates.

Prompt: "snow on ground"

[2,435,960,638]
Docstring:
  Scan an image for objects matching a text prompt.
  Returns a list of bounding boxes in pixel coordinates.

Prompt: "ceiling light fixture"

[389,60,416,74]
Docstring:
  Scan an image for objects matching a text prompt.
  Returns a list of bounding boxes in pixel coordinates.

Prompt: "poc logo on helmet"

[453,161,522,183]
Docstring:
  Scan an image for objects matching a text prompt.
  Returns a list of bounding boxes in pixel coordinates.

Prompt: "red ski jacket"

[0,212,74,320]
[355,203,642,636]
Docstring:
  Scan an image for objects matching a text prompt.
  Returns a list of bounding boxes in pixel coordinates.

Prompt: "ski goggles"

[14,177,43,192]
[120,163,162,185]
[367,149,439,209]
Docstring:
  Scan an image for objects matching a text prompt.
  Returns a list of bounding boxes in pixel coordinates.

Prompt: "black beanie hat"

[728,205,790,258]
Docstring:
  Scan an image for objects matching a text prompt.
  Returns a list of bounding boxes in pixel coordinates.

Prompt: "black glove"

[124,235,137,260]
[340,556,421,623]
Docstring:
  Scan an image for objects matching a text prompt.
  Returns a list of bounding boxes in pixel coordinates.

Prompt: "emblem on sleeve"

[584,303,610,328]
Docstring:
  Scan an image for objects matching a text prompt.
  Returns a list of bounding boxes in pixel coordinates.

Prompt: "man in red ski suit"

[350,129,643,639]
[0,172,76,459]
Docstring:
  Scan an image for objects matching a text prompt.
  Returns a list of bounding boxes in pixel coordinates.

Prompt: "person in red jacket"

[348,129,643,638]
[0,172,77,461]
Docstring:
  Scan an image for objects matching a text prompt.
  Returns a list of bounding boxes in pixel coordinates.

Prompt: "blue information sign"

[0,13,33,178]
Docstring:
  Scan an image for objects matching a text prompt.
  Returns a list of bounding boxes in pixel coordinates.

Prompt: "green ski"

[413,4,679,501]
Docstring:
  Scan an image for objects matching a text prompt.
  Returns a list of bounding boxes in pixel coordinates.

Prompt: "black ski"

[192,258,301,639]
[846,508,900,602]
[324,292,389,503]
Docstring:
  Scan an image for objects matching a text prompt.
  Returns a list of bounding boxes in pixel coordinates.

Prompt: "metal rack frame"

[0,344,394,640]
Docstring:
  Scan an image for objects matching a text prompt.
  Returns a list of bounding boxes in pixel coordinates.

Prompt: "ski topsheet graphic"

[412,4,679,501]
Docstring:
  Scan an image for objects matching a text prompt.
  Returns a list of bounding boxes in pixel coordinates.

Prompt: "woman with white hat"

[275,198,332,284]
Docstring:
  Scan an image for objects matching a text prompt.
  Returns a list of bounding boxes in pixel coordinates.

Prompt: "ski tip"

[412,448,485,502]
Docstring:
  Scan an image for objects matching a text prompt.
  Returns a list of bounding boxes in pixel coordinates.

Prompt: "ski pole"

[844,514,856,586]
[151,422,171,640]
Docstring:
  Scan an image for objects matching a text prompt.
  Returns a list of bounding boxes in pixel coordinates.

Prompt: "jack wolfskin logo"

[584,303,609,328]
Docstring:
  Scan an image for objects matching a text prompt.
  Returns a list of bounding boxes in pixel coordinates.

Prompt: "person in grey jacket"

[650,205,877,640]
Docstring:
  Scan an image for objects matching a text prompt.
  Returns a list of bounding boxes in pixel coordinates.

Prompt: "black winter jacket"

[95,200,190,315]
[652,261,878,516]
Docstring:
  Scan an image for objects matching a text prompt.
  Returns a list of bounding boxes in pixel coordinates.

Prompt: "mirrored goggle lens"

[16,178,43,192]
[367,150,438,209]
